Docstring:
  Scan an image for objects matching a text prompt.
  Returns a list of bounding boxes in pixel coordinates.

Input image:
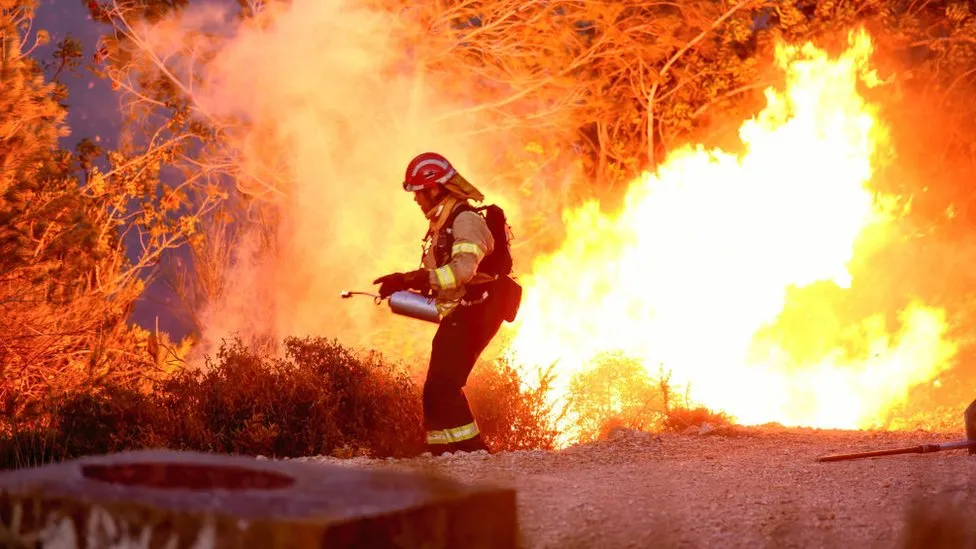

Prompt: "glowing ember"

[506,29,957,444]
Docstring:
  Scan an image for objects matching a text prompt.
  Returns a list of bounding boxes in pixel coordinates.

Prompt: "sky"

[35,0,192,340]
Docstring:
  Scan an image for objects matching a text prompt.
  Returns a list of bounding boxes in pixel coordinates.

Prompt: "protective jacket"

[422,200,496,318]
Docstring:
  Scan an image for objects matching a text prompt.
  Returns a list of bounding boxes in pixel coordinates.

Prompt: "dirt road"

[291,427,976,548]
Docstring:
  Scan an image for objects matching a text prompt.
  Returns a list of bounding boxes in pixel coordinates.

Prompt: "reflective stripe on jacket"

[422,204,494,317]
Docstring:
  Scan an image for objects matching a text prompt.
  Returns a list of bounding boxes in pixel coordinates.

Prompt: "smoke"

[129,0,578,366]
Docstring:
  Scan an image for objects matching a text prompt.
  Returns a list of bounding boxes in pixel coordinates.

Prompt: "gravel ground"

[286,426,976,548]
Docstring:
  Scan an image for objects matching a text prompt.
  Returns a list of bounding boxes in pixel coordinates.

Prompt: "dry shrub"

[0,383,164,470]
[467,357,559,452]
[1,337,560,470]
[54,384,165,456]
[567,354,665,444]
[155,336,427,459]
[0,337,425,469]
[565,352,731,442]
[661,406,733,432]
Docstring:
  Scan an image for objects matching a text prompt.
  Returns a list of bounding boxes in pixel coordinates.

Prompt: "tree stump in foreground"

[0,449,516,548]
[965,398,976,454]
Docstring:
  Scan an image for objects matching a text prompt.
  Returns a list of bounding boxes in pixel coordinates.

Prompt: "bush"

[0,384,165,470]
[54,384,167,456]
[1,336,560,469]
[563,353,732,442]
[660,406,733,432]
[467,357,559,452]
[151,336,427,459]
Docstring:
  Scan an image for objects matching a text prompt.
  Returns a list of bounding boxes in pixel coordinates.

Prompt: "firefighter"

[373,152,505,455]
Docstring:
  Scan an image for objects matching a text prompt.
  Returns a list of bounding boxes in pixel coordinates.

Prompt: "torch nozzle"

[340,290,383,302]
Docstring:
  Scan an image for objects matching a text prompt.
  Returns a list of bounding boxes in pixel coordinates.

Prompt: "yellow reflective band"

[426,430,450,445]
[425,422,480,445]
[444,422,480,443]
[433,265,457,290]
[452,241,485,261]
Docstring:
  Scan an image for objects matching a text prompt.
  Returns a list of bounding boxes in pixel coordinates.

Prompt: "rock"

[0,449,517,548]
[699,423,715,435]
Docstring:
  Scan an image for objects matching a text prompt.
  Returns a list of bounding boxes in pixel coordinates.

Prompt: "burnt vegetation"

[4,0,976,470]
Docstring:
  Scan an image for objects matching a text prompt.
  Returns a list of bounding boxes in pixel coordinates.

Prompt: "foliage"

[1,1,139,425]
[154,337,427,458]
[467,357,560,451]
[0,337,558,469]
[566,354,666,444]
[565,353,731,443]
[1,0,222,436]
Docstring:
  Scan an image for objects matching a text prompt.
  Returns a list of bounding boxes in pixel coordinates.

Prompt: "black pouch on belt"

[492,275,523,323]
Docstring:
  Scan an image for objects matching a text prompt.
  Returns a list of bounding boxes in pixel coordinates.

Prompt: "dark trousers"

[423,292,503,455]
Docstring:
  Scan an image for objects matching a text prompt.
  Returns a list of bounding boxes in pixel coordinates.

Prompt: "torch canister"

[388,291,440,324]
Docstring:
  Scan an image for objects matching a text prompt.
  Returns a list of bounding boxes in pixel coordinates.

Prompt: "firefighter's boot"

[452,433,490,454]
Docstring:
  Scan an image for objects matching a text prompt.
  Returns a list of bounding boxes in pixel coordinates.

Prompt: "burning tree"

[405,1,924,190]
[0,0,221,432]
[407,0,774,187]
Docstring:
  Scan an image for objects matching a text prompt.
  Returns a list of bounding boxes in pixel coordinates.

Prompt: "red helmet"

[403,152,457,192]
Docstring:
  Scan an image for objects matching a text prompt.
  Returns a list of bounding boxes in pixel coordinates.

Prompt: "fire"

[506,29,957,444]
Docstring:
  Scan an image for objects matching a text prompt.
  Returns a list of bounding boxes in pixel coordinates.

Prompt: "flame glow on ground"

[505,29,958,444]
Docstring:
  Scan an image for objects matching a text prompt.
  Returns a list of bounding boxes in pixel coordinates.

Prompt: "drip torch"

[816,399,976,462]
[340,290,440,324]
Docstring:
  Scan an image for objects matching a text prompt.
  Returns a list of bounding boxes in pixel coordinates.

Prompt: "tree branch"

[646,0,757,168]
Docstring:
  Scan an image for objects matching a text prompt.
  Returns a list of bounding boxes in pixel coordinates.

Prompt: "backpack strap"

[445,202,478,231]
[430,202,479,268]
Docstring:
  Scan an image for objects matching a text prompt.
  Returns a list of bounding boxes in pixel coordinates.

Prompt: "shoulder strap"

[426,202,475,269]
[424,202,476,242]
[440,202,479,246]
[445,202,478,230]
[429,202,478,258]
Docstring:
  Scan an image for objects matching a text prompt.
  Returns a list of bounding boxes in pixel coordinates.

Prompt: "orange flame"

[506,29,958,444]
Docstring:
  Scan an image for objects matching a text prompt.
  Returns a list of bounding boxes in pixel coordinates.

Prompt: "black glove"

[373,272,407,298]
[373,269,430,298]
[403,269,431,293]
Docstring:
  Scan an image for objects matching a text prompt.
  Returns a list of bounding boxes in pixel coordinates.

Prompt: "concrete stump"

[0,450,516,548]
[966,399,976,454]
